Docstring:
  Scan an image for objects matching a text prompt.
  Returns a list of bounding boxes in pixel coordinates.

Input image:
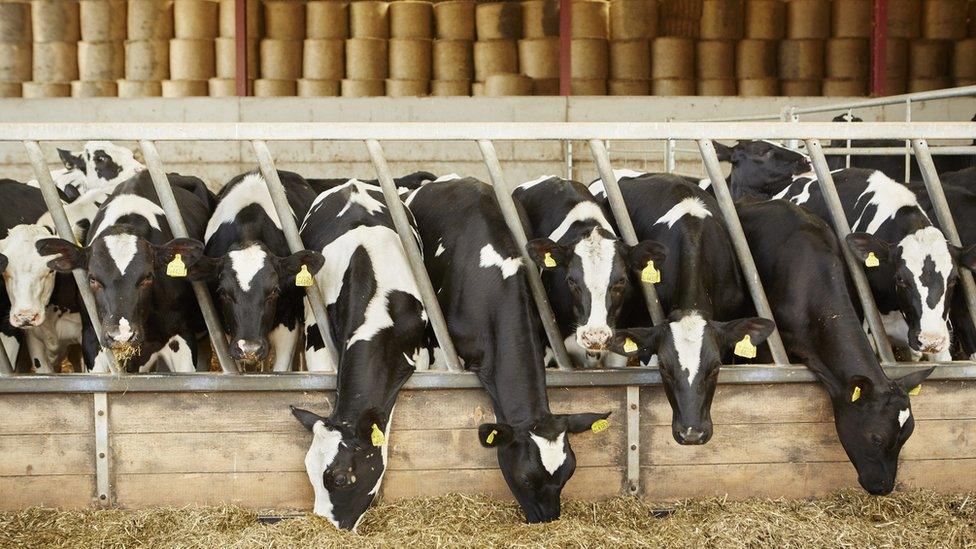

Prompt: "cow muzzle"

[576,326,613,351]
[10,309,43,328]
[672,421,713,445]
[106,324,140,346]
[234,339,268,362]
[916,331,949,354]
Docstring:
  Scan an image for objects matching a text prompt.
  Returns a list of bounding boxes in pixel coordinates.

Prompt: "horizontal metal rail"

[612,145,976,157]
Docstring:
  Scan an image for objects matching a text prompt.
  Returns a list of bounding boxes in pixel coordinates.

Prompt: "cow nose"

[235,339,267,360]
[675,426,708,445]
[917,331,948,353]
[577,326,613,350]
[11,310,41,327]
[107,325,134,343]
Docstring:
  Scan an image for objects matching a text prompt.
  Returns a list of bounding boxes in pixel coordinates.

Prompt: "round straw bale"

[297,78,340,96]
[170,38,216,80]
[253,77,297,96]
[780,78,821,95]
[825,38,869,79]
[778,39,824,79]
[485,72,531,95]
[652,77,695,94]
[71,79,117,97]
[208,76,236,96]
[745,0,784,39]
[341,77,385,96]
[125,39,169,80]
[922,0,967,39]
[696,40,734,78]
[831,0,872,38]
[909,39,951,77]
[888,0,921,38]
[0,42,32,83]
[908,76,951,91]
[386,78,430,96]
[259,39,302,79]
[572,77,607,94]
[572,0,609,38]
[955,77,976,86]
[346,37,388,79]
[162,78,209,96]
[0,2,31,42]
[32,41,78,83]
[434,39,473,79]
[307,0,348,38]
[78,41,125,81]
[519,37,559,78]
[700,0,743,40]
[572,38,608,78]
[32,0,80,42]
[80,0,127,41]
[216,37,258,78]
[610,0,658,40]
[698,77,736,94]
[117,78,162,96]
[174,0,218,39]
[523,0,559,38]
[735,38,777,77]
[822,78,867,96]
[651,36,694,78]
[350,1,389,38]
[434,0,475,39]
[389,38,432,79]
[264,0,307,40]
[737,76,778,94]
[22,81,71,97]
[476,2,522,39]
[660,0,703,19]
[390,1,432,38]
[609,39,649,79]
[128,0,174,40]
[303,38,344,80]
[609,78,650,94]
[786,0,829,39]
[953,39,976,78]
[431,79,471,95]
[472,80,485,94]
[659,18,699,38]
[886,37,909,77]
[473,39,517,80]
[219,0,259,37]
[532,76,559,93]
[0,82,21,97]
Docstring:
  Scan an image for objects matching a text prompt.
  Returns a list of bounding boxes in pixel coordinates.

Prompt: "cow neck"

[673,224,713,314]
[731,169,793,200]
[808,303,891,387]
[331,342,410,427]
[878,207,932,241]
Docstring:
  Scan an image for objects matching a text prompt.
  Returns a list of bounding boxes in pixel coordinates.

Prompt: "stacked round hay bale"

[345,0,388,97]
[0,1,32,98]
[737,0,782,96]
[907,0,963,91]
[779,0,827,96]
[696,0,742,96]
[27,0,79,98]
[824,0,870,96]
[165,0,218,97]
[258,0,303,97]
[474,1,521,96]
[432,0,474,96]
[211,0,258,97]
[75,0,125,97]
[909,39,952,91]
[301,0,346,97]
[122,0,173,97]
[954,37,976,86]
[607,0,656,95]
[387,0,432,97]
[571,0,609,95]
[520,0,559,95]
[659,0,701,38]
[651,36,694,95]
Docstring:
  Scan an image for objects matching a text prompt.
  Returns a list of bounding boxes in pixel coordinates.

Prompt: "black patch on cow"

[305,322,324,351]
[32,358,40,371]
[920,256,945,310]
[91,150,122,183]
[169,340,180,352]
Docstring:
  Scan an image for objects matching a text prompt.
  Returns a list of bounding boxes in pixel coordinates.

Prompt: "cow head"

[608,311,775,445]
[81,141,144,191]
[291,406,389,531]
[37,232,201,350]
[180,241,324,363]
[0,225,61,328]
[526,232,666,351]
[478,411,611,523]
[847,231,976,355]
[716,140,813,200]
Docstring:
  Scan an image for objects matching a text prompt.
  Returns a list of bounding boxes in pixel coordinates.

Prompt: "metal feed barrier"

[2,122,976,499]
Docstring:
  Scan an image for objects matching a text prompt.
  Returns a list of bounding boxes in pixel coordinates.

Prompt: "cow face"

[527,233,666,351]
[478,412,610,523]
[37,234,201,349]
[81,142,143,191]
[0,225,60,328]
[291,406,389,531]
[609,312,775,445]
[182,242,324,363]
[847,231,976,354]
[718,140,813,200]
[825,367,933,495]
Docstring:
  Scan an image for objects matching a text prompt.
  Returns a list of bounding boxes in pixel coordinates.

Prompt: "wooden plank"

[0,434,93,476]
[0,394,92,435]
[0,475,94,509]
[384,467,625,501]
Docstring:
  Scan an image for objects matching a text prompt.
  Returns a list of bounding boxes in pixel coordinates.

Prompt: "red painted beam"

[235,0,248,97]
[871,0,888,96]
[559,0,572,96]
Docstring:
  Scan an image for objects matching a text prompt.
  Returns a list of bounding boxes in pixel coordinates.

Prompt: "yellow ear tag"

[295,265,313,287]
[851,386,862,402]
[166,254,187,278]
[733,334,757,358]
[486,429,498,445]
[623,337,638,353]
[865,252,880,268]
[641,260,661,284]
[591,418,610,433]
[909,384,921,396]
[543,252,557,268]
[370,423,386,447]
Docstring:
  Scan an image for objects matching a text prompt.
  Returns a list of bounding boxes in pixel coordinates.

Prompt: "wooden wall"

[1,380,974,510]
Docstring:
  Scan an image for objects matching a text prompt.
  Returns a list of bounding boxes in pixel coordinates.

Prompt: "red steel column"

[559,0,572,95]
[235,0,249,96]
[871,0,888,96]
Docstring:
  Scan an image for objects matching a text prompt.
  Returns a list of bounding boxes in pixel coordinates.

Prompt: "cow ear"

[713,141,734,162]
[58,148,84,171]
[628,240,667,274]
[0,253,7,273]
[952,244,976,272]
[525,238,567,269]
[717,317,776,349]
[478,423,515,448]
[187,256,222,282]
[37,238,87,271]
[559,411,612,435]
[289,405,327,432]
[278,250,325,278]
[895,366,935,395]
[155,238,206,269]
[846,233,890,264]
[846,375,875,404]
[606,327,663,356]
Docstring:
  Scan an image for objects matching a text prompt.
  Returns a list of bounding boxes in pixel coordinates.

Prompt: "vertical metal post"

[477,140,574,370]
[698,139,791,365]
[804,139,897,363]
[558,0,571,96]
[366,140,463,372]
[234,0,248,97]
[625,385,640,495]
[845,108,853,169]
[93,393,111,506]
[588,139,665,326]
[23,140,110,373]
[138,141,238,374]
[252,140,340,372]
[904,98,912,182]
[912,139,976,337]
[565,141,574,180]
[665,139,676,174]
[782,107,799,150]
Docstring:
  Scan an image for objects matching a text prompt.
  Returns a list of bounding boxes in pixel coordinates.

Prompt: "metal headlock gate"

[2,121,976,502]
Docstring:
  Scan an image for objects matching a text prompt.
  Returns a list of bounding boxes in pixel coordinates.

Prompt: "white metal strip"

[94,393,110,506]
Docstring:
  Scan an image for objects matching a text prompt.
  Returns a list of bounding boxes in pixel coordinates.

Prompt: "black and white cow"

[37,171,210,373]
[722,140,974,360]
[26,142,144,203]
[513,175,664,368]
[174,171,321,371]
[406,175,610,523]
[738,197,934,495]
[291,178,428,530]
[592,173,774,445]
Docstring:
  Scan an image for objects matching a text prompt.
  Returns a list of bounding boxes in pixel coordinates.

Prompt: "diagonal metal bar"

[251,140,339,372]
[698,139,790,365]
[365,140,462,372]
[477,140,574,370]
[139,141,238,374]
[804,139,897,364]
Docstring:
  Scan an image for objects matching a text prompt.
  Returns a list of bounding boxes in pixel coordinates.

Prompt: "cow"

[512,175,664,368]
[37,171,211,373]
[592,173,775,445]
[171,171,321,371]
[720,140,975,360]
[736,197,934,495]
[405,175,610,523]
[291,178,428,530]
[27,142,145,203]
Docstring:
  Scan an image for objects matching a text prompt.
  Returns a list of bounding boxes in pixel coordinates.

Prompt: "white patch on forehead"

[898,408,911,428]
[479,244,522,279]
[103,233,139,274]
[670,312,707,385]
[899,226,953,335]
[228,245,268,292]
[338,180,386,217]
[91,195,164,238]
[548,201,616,242]
[305,421,344,528]
[206,173,286,242]
[529,432,567,475]
[516,175,557,191]
[654,197,713,229]
[575,228,616,330]
[433,173,461,183]
[852,171,926,234]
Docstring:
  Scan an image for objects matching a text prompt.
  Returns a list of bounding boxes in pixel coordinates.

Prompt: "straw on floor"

[1,490,973,548]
